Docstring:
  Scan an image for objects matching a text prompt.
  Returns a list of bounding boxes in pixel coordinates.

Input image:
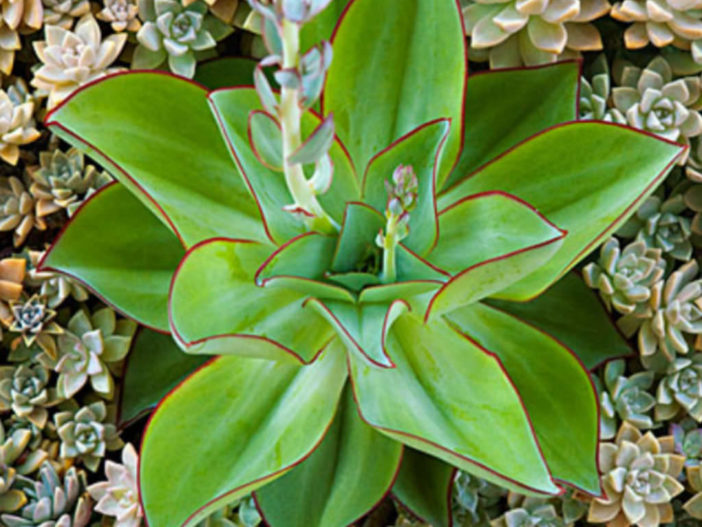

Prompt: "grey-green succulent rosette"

[36,0,687,525]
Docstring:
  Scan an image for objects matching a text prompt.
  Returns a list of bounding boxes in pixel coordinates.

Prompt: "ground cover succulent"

[8,294,61,358]
[36,0,689,525]
[25,250,88,308]
[0,176,44,247]
[0,363,57,428]
[656,354,702,421]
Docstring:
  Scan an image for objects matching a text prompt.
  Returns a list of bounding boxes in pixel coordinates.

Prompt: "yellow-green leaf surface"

[439,122,684,299]
[41,183,183,332]
[169,238,335,363]
[45,72,266,247]
[140,342,347,527]
[349,313,559,496]
[323,0,466,183]
[255,385,402,527]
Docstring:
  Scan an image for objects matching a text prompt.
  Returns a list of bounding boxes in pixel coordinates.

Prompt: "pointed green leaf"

[362,120,450,255]
[439,122,684,300]
[45,72,266,247]
[41,183,183,333]
[255,384,402,527]
[392,448,454,527]
[119,329,208,426]
[446,302,600,495]
[487,272,631,369]
[444,61,580,190]
[288,114,335,165]
[140,342,348,527]
[209,87,360,244]
[326,272,381,292]
[331,202,385,273]
[249,110,284,171]
[323,0,466,183]
[300,0,352,50]
[349,313,559,496]
[169,238,335,363]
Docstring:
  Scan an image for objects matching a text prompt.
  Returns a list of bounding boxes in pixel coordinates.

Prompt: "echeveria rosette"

[37,0,686,525]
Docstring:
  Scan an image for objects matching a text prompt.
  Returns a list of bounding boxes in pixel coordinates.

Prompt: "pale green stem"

[380,214,399,284]
[279,19,338,234]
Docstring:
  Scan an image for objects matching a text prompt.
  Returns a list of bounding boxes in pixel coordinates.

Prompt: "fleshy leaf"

[446,302,601,495]
[362,119,450,255]
[209,87,360,244]
[300,0,353,51]
[323,0,466,183]
[140,341,347,527]
[45,72,266,247]
[41,183,183,332]
[331,202,385,273]
[248,110,284,171]
[487,272,632,369]
[288,114,335,165]
[169,238,335,363]
[439,122,685,300]
[305,298,408,367]
[392,448,454,527]
[255,384,402,527]
[443,61,580,190]
[119,329,207,426]
[349,312,559,495]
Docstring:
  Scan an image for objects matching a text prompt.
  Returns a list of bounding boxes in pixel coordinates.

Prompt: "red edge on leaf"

[390,466,457,527]
[470,302,606,499]
[330,201,383,270]
[167,236,328,366]
[425,196,568,322]
[303,297,397,369]
[345,354,563,498]
[247,109,284,172]
[37,182,172,336]
[137,345,341,527]
[116,325,149,429]
[308,107,359,182]
[207,87,279,246]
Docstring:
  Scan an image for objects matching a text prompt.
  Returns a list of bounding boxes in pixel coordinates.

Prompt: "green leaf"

[439,122,684,300]
[255,384,402,527]
[45,72,266,247]
[41,183,183,332]
[300,0,352,51]
[392,448,454,527]
[446,302,600,495]
[288,114,335,165]
[323,0,466,184]
[331,202,385,273]
[349,312,559,495]
[429,191,566,273]
[119,329,208,426]
[444,61,580,190]
[248,110,284,171]
[194,57,258,90]
[306,298,408,367]
[487,272,631,369]
[363,119,450,255]
[169,238,335,363]
[209,87,360,244]
[140,341,348,527]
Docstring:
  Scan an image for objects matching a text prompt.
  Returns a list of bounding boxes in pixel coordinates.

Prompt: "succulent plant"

[617,194,693,261]
[0,176,45,247]
[1,462,92,527]
[672,419,702,465]
[656,354,702,421]
[618,260,702,371]
[598,359,656,439]
[42,0,90,28]
[0,0,42,76]
[461,0,610,68]
[97,0,141,32]
[133,0,233,78]
[611,0,702,65]
[28,147,112,218]
[583,237,666,316]
[8,294,62,359]
[0,88,40,166]
[0,364,58,429]
[87,443,142,526]
[25,250,88,309]
[54,400,122,472]
[580,57,627,123]
[0,257,25,327]
[587,422,685,527]
[612,57,702,162]
[453,471,507,526]
[40,0,689,524]
[491,496,571,527]
[55,307,136,400]
[684,461,702,519]
[31,14,127,110]
[198,497,261,527]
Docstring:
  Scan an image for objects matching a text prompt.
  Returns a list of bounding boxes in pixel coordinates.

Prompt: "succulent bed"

[6,0,702,526]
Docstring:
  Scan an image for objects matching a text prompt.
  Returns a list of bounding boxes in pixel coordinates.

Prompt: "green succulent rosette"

[37,0,686,525]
